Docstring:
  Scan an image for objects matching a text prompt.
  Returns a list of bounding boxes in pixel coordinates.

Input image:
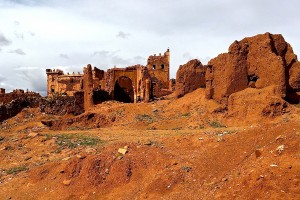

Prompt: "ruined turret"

[46,69,64,97]
[83,64,94,111]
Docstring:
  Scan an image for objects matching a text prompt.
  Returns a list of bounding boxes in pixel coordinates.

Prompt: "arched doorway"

[114,76,134,103]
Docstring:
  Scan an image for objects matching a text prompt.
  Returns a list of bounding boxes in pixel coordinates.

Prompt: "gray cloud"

[8,48,26,55]
[14,21,20,26]
[182,52,193,60]
[111,55,130,65]
[0,33,12,47]
[91,50,145,66]
[0,75,6,83]
[133,56,145,64]
[59,53,69,59]
[116,31,130,39]
[200,57,211,65]
[14,67,47,95]
[91,50,112,57]
[4,0,47,6]
[14,32,24,40]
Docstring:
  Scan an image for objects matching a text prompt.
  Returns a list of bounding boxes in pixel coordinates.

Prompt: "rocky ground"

[0,88,300,200]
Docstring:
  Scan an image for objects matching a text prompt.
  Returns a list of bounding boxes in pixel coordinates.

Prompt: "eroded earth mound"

[175,59,206,98]
[206,32,300,104]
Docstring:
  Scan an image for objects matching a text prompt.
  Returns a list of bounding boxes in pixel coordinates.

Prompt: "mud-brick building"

[146,49,170,97]
[46,49,171,103]
[46,67,105,97]
[46,69,83,97]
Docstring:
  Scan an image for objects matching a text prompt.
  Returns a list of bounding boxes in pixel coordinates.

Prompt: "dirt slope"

[0,89,299,200]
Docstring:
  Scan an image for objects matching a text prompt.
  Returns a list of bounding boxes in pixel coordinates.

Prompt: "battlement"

[13,89,24,94]
[46,69,64,75]
[147,48,170,71]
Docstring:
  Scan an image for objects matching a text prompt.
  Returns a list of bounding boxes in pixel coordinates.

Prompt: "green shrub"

[209,121,226,128]
[56,134,102,149]
[6,166,29,175]
[135,114,154,123]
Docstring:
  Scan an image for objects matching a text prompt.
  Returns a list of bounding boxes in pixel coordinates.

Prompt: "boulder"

[175,59,206,98]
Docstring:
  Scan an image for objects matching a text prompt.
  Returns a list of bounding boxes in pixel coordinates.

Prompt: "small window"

[70,78,74,83]
[152,65,156,69]
[161,64,164,69]
[51,88,55,93]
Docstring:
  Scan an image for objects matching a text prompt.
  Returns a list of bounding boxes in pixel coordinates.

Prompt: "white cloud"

[0,0,299,94]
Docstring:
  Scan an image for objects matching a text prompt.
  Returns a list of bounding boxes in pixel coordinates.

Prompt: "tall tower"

[83,64,94,111]
[145,48,170,98]
[46,69,64,97]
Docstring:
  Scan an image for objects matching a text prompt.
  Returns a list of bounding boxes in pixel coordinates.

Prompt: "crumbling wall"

[40,91,84,116]
[0,91,40,104]
[0,94,41,122]
[206,32,300,104]
[56,75,83,96]
[175,59,206,98]
[93,67,105,90]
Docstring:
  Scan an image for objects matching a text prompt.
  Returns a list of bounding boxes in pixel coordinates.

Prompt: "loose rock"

[63,179,71,186]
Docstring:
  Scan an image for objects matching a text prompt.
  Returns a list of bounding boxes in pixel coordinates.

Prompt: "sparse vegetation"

[6,166,29,175]
[198,124,204,129]
[209,121,226,128]
[56,134,102,149]
[215,129,237,135]
[144,140,163,147]
[43,133,104,151]
[135,114,154,124]
[67,126,80,131]
[182,166,192,172]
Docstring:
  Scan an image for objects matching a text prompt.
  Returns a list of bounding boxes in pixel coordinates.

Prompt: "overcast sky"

[0,0,299,96]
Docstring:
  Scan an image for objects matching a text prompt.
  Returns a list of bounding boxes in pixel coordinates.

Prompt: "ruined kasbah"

[1,32,300,199]
[46,49,172,110]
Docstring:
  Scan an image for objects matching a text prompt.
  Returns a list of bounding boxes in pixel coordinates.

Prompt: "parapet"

[13,89,24,94]
[46,69,64,75]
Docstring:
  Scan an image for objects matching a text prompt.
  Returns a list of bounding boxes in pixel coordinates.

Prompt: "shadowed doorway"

[114,76,134,103]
